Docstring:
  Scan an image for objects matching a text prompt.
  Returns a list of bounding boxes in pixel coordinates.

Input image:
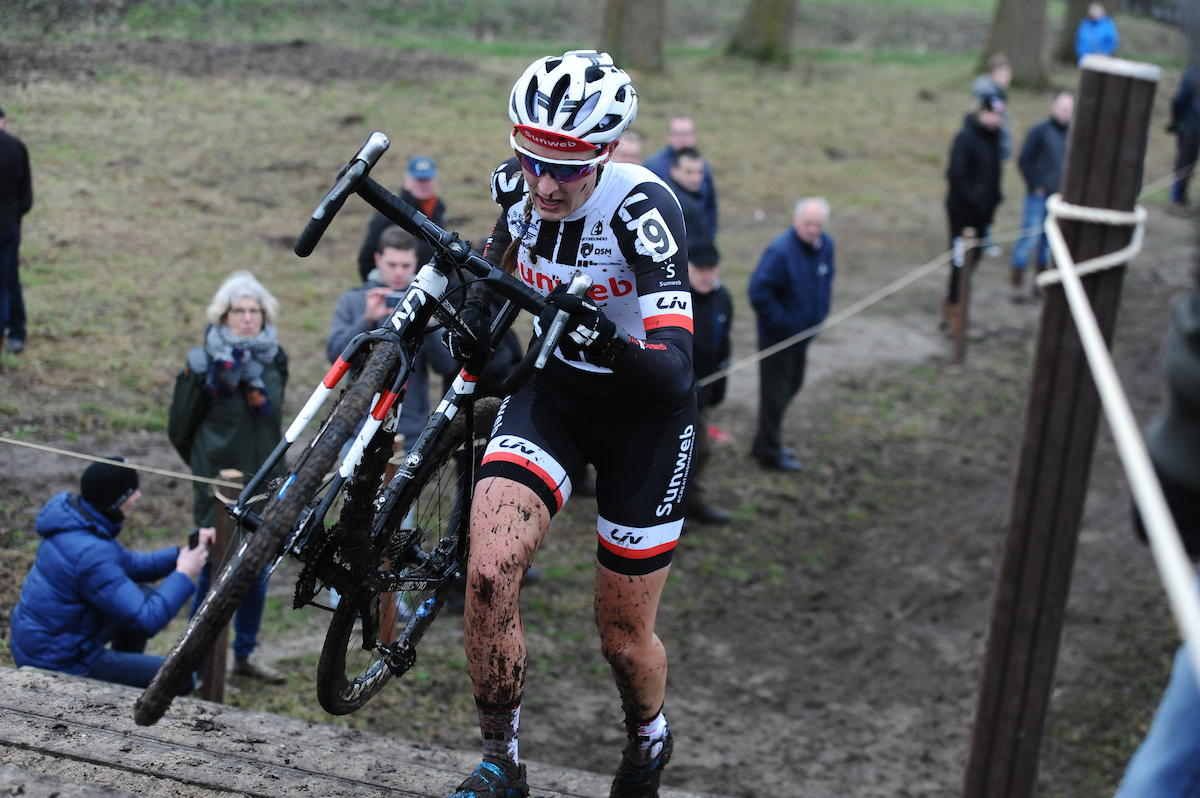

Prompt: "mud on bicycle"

[134,132,592,725]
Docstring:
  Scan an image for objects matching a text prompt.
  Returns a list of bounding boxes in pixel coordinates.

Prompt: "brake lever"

[535,271,594,370]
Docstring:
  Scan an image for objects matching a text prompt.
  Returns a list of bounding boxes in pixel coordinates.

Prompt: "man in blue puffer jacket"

[10,458,211,690]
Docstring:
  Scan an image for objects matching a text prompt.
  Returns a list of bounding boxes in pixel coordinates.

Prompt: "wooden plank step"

[0,763,140,797]
[0,668,711,797]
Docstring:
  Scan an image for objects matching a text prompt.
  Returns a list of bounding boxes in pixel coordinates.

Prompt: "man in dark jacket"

[1011,91,1073,301]
[945,96,1005,307]
[357,156,445,281]
[664,146,711,256]
[1170,65,1200,210]
[644,116,719,237]
[749,198,836,472]
[0,107,32,362]
[9,459,210,689]
[688,241,732,523]
[331,226,456,447]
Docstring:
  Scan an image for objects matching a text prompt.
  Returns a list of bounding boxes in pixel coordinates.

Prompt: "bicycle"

[134,132,591,725]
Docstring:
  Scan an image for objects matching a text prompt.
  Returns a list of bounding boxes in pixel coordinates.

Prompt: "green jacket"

[169,346,288,527]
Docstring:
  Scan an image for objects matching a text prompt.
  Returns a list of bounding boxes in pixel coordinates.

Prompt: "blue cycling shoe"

[609,729,674,798]
[448,757,528,798]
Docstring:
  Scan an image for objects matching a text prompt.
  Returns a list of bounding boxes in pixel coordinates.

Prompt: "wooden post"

[952,228,979,367]
[200,468,243,703]
[962,57,1159,798]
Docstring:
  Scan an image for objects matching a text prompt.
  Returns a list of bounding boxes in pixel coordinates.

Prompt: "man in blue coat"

[749,198,835,472]
[1075,2,1119,63]
[643,116,719,238]
[9,459,211,690]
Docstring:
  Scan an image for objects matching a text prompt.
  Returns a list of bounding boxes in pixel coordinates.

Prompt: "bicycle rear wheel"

[316,397,499,715]
[134,342,400,726]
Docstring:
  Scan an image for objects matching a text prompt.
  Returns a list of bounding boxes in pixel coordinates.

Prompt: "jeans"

[0,224,20,343]
[191,561,270,660]
[84,586,195,693]
[1115,641,1200,797]
[1011,192,1050,271]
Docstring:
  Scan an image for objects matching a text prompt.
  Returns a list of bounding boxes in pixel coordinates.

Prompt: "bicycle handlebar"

[294,132,391,257]
[294,131,558,320]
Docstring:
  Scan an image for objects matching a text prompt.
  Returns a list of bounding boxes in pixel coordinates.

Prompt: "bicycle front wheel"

[134,342,400,726]
[316,397,499,715]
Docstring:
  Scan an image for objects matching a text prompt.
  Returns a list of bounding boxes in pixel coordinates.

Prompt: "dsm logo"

[580,243,613,258]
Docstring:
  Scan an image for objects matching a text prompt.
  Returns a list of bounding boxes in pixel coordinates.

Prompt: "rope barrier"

[0,166,1190,489]
[1041,193,1200,683]
[0,435,242,489]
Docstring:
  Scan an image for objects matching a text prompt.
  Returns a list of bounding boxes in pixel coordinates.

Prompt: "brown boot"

[1010,267,1027,304]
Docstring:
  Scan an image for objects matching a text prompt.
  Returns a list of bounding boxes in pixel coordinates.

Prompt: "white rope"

[0,435,243,489]
[1036,195,1147,286]
[1042,196,1200,684]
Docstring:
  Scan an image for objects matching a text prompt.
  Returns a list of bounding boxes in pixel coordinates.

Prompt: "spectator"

[1111,267,1200,797]
[331,226,456,449]
[644,115,719,236]
[748,197,836,472]
[0,106,32,364]
[357,156,444,281]
[1169,65,1200,211]
[178,270,288,683]
[9,459,211,690]
[1012,91,1073,302]
[944,95,1005,319]
[972,53,1014,162]
[1075,2,1119,64]
[664,146,712,254]
[687,240,732,525]
[612,128,643,164]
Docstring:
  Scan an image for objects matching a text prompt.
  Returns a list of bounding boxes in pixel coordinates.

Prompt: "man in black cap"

[357,155,446,281]
[687,240,733,525]
[0,106,32,363]
[9,459,211,690]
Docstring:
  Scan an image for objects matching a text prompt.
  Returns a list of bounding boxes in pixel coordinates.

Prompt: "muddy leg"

[595,563,671,727]
[464,476,549,705]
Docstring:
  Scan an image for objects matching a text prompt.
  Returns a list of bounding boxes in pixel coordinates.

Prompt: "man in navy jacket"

[748,198,835,471]
[10,459,210,690]
[643,116,719,238]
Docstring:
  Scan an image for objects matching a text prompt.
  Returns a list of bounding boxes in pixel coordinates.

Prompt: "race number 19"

[635,208,679,263]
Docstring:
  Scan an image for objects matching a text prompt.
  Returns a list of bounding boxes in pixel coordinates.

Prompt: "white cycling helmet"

[509,50,638,160]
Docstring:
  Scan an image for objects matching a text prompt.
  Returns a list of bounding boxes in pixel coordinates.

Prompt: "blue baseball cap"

[407,156,437,180]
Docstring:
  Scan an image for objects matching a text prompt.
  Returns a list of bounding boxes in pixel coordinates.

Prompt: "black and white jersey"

[484,157,695,406]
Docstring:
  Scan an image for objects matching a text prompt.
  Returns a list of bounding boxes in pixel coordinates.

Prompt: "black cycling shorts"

[476,373,697,576]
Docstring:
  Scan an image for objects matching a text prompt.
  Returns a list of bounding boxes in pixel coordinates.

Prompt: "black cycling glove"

[444,292,492,362]
[538,283,628,364]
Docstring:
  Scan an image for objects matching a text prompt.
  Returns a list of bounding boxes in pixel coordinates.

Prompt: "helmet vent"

[615,86,626,102]
[584,65,604,82]
[547,75,571,119]
[565,92,600,130]
[545,58,562,72]
[524,77,540,120]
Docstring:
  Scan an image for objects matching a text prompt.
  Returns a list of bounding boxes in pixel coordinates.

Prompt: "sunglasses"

[516,151,600,184]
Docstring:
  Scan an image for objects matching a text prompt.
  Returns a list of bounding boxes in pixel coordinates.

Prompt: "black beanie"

[80,458,139,520]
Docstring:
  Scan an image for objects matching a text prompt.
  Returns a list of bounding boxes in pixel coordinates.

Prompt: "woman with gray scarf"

[188,270,288,683]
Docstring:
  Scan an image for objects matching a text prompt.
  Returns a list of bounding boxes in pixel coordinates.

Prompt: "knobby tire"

[315,397,499,715]
[133,342,400,726]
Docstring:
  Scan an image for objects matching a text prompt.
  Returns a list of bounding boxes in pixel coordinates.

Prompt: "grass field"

[0,4,1194,795]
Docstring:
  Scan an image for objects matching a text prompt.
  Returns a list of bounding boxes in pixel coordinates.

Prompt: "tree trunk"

[980,0,1049,88]
[1054,0,1092,65]
[601,0,665,72]
[727,0,797,66]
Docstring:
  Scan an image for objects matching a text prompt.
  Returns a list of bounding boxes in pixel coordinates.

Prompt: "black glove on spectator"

[538,283,623,362]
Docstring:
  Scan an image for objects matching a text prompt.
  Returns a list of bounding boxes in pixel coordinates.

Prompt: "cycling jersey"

[484,157,694,406]
[475,158,698,574]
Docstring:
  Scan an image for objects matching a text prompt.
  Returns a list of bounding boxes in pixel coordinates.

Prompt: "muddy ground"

[0,37,1196,798]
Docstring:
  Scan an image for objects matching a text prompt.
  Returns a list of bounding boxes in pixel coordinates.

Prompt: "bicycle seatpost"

[535,271,594,370]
